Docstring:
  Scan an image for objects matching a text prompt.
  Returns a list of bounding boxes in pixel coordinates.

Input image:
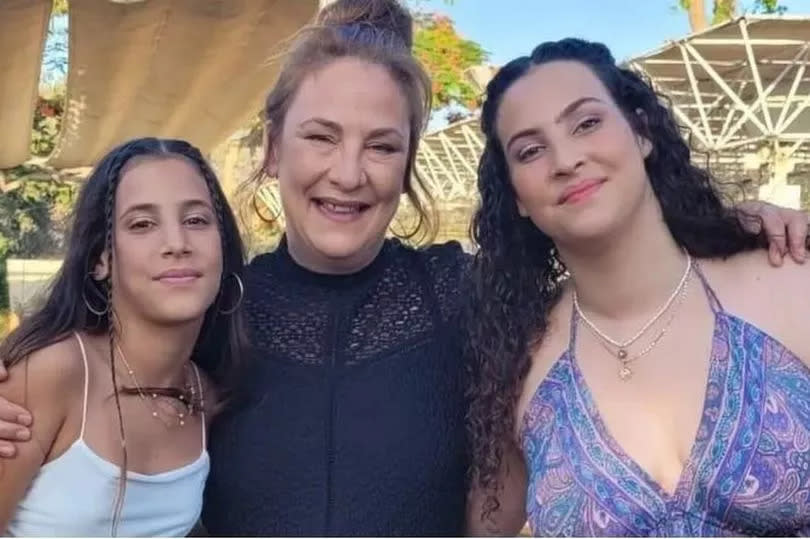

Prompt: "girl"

[0,138,247,536]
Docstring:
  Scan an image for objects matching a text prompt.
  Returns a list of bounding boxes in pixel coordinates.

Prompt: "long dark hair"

[0,137,249,533]
[465,38,765,520]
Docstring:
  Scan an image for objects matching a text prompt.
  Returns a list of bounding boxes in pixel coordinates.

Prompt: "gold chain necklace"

[114,343,196,427]
[582,268,692,381]
[573,252,692,359]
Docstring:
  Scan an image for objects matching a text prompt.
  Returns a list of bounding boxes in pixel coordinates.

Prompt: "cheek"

[511,165,554,207]
[111,239,151,286]
[370,160,407,201]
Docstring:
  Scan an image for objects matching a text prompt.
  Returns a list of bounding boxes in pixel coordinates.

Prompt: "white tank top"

[5,333,210,537]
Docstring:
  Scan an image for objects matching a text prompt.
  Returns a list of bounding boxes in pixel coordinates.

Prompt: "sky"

[415,0,810,66]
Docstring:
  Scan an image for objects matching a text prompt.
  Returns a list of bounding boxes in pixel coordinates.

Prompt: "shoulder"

[700,249,810,363]
[399,239,471,281]
[0,334,86,452]
[2,334,86,402]
[396,240,471,320]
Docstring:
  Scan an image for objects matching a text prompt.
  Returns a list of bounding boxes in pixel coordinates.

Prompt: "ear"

[516,198,529,218]
[263,122,280,178]
[92,251,110,281]
[639,136,653,159]
[635,108,653,159]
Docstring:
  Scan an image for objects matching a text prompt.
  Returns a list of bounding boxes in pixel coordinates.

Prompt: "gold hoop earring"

[82,274,109,316]
[219,273,244,315]
[252,187,283,225]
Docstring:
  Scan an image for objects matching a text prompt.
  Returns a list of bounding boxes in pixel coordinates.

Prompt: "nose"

[161,221,191,257]
[328,145,366,191]
[550,137,585,179]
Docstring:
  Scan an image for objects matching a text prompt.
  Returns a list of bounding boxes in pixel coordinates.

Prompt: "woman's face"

[96,156,223,326]
[266,57,411,274]
[496,60,653,248]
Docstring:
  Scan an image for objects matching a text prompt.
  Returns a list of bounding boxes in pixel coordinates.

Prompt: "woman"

[0,138,247,535]
[465,38,810,536]
[0,2,807,536]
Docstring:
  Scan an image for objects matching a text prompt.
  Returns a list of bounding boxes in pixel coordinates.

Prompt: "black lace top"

[202,238,470,536]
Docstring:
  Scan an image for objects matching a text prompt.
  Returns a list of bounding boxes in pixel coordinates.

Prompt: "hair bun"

[317,0,413,50]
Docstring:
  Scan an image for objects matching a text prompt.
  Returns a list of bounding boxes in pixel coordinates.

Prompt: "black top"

[202,238,470,536]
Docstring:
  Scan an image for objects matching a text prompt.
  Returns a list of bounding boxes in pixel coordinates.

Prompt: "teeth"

[321,201,360,214]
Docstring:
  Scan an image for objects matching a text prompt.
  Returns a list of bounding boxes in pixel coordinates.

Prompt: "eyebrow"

[299,117,405,141]
[504,96,605,154]
[119,199,212,219]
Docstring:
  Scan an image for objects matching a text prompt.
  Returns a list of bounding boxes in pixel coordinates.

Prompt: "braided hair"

[1,137,249,534]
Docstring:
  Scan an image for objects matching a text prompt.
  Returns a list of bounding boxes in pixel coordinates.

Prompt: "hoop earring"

[82,274,109,316]
[219,273,244,315]
[252,186,283,225]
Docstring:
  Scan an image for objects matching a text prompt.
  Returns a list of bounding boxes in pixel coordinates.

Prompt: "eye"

[184,215,211,228]
[574,116,601,134]
[129,219,155,231]
[306,133,335,144]
[516,143,545,163]
[368,142,399,155]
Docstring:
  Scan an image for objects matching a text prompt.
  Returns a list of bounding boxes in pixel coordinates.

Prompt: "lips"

[558,178,606,205]
[313,197,371,221]
[154,268,202,284]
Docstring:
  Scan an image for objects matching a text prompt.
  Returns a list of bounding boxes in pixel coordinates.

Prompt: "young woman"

[466,38,810,536]
[0,138,247,536]
[0,2,807,536]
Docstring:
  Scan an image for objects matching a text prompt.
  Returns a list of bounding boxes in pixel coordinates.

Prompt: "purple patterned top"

[520,269,810,536]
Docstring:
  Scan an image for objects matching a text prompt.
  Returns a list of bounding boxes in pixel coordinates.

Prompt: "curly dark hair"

[464,38,767,521]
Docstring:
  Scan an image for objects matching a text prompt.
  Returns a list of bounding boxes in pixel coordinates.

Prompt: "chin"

[145,296,215,325]
[545,210,621,246]
[312,231,377,261]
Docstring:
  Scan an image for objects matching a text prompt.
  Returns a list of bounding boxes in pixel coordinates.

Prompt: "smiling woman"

[466,38,810,537]
[0,138,248,536]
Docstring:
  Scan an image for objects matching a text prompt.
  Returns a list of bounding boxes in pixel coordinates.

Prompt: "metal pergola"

[631,15,810,208]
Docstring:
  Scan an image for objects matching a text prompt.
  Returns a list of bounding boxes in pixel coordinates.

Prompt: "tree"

[412,13,488,116]
[679,0,786,31]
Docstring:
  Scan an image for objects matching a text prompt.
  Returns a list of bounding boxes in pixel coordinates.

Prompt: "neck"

[285,234,384,275]
[112,314,202,388]
[558,197,689,322]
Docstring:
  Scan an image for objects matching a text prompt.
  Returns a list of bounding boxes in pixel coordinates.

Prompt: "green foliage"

[752,0,787,13]
[712,0,737,24]
[31,87,65,157]
[413,14,488,111]
[53,0,68,15]
[0,176,77,260]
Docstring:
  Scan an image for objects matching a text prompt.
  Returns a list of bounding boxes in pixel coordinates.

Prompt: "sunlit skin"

[265,57,411,274]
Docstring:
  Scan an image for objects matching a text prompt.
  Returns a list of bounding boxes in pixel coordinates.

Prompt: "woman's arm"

[0,344,77,531]
[735,200,808,265]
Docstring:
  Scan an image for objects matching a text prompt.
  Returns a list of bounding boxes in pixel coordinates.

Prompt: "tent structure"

[0,0,319,171]
[631,15,810,208]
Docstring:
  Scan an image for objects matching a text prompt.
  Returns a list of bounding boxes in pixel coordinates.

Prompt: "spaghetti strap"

[72,332,90,440]
[692,262,724,314]
[191,364,206,449]
[567,299,580,355]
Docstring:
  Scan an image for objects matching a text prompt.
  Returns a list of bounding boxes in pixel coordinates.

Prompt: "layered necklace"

[114,343,201,427]
[572,253,693,381]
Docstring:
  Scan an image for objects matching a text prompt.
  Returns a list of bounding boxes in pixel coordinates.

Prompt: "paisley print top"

[521,267,810,536]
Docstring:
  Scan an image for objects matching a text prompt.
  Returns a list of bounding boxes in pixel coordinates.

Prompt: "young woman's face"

[496,60,653,247]
[97,156,223,325]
